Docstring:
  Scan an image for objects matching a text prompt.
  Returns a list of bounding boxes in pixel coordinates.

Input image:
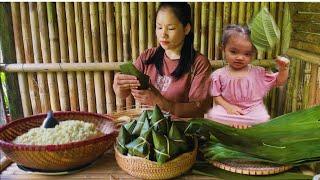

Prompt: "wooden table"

[0,150,218,180]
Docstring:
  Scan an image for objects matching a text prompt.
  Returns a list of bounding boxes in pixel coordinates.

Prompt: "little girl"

[207,25,290,129]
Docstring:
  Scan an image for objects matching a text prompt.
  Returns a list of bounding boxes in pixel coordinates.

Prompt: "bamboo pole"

[82,2,96,113]
[269,2,277,117]
[302,62,311,109]
[281,2,291,54]
[275,2,284,56]
[316,67,320,104]
[215,2,222,60]
[37,2,60,111]
[47,2,69,111]
[66,2,82,112]
[238,2,245,25]
[58,2,79,111]
[11,2,32,116]
[74,2,87,112]
[308,64,318,107]
[130,2,139,60]
[193,2,200,51]
[138,2,147,54]
[20,2,42,114]
[207,3,215,60]
[147,2,155,48]
[89,2,106,114]
[246,3,252,24]
[122,2,134,109]
[223,2,230,28]
[230,2,238,24]
[268,2,276,58]
[115,3,123,63]
[29,3,50,113]
[200,2,208,56]
[99,2,115,114]
[107,2,124,110]
[292,59,302,112]
[284,57,296,113]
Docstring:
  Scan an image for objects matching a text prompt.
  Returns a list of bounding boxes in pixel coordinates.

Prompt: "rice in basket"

[13,120,103,145]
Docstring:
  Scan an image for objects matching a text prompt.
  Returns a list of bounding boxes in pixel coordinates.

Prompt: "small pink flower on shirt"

[156,75,172,92]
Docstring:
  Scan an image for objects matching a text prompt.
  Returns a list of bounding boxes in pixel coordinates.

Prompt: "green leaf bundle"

[120,62,150,90]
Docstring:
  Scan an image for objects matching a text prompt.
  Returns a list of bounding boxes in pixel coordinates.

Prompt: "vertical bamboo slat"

[230,2,238,24]
[89,2,106,114]
[302,63,311,108]
[74,2,87,112]
[223,2,230,28]
[66,3,80,111]
[37,2,60,111]
[246,3,252,24]
[47,2,70,111]
[82,2,96,113]
[292,59,302,112]
[29,3,50,113]
[200,2,208,56]
[316,67,320,104]
[238,2,245,25]
[20,2,42,114]
[122,2,134,109]
[99,2,115,114]
[207,2,215,60]
[138,2,147,54]
[130,2,139,60]
[215,2,222,60]
[308,64,318,107]
[147,2,155,48]
[115,3,123,63]
[193,2,201,51]
[11,2,32,116]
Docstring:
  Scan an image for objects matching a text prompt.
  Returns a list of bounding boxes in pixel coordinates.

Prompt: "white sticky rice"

[13,120,103,145]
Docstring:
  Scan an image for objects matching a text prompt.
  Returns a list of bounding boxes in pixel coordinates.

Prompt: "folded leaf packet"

[249,7,280,51]
[120,62,150,90]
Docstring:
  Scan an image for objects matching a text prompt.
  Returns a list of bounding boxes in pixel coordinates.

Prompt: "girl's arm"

[275,56,290,86]
[214,96,244,115]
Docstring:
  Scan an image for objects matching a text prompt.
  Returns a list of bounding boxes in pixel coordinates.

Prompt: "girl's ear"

[184,23,191,35]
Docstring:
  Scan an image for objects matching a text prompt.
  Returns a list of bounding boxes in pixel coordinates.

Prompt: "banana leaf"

[126,128,152,158]
[249,7,280,51]
[150,105,169,135]
[120,62,149,90]
[169,122,189,153]
[116,126,131,154]
[152,130,172,164]
[132,110,148,136]
[123,119,137,135]
[187,105,320,165]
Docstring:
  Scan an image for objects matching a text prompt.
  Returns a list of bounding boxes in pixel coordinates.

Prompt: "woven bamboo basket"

[115,138,198,179]
[0,112,117,171]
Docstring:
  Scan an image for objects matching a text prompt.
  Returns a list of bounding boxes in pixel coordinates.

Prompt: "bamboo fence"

[0,2,319,119]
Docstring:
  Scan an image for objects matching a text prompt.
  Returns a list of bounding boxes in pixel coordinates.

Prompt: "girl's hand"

[225,104,245,115]
[131,85,162,106]
[113,73,140,91]
[276,56,290,71]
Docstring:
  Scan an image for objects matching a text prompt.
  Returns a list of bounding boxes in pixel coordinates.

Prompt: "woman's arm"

[214,96,244,115]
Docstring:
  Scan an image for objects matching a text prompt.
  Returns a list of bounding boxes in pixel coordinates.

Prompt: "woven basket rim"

[114,138,198,165]
[0,111,117,151]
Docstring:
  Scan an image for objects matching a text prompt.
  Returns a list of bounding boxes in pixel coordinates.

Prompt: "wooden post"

[0,3,24,119]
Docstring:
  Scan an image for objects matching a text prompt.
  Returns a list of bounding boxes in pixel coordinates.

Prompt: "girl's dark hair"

[222,25,255,51]
[145,2,196,79]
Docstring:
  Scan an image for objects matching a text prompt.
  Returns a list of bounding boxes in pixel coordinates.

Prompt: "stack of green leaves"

[116,105,193,164]
[120,62,150,90]
[249,7,280,51]
[185,105,320,166]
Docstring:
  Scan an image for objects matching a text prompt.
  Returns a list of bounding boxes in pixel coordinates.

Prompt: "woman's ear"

[184,23,191,35]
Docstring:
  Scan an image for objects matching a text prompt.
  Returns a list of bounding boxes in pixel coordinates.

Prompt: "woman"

[113,2,211,118]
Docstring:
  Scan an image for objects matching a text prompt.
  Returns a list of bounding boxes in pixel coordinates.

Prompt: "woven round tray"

[115,138,198,179]
[210,159,292,175]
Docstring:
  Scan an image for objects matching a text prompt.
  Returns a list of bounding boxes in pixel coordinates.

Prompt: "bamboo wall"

[285,3,320,113]
[0,2,319,119]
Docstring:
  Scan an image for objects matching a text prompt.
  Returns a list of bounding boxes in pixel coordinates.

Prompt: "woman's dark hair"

[145,2,196,79]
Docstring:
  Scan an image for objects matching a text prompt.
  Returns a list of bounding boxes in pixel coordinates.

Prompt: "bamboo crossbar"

[287,48,320,65]
[0,60,276,73]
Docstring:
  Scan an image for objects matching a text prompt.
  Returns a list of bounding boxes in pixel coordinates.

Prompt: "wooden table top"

[0,150,219,180]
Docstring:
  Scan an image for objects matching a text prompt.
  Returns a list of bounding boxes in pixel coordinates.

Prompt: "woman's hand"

[131,85,162,106]
[225,104,245,115]
[276,56,290,71]
[113,73,140,98]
